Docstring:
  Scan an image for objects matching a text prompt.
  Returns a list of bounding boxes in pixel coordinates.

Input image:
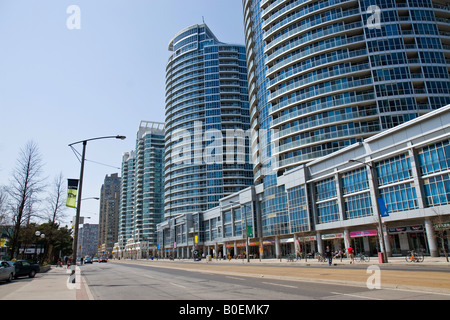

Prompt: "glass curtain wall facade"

[134,121,165,247]
[164,24,254,219]
[119,150,135,250]
[158,104,450,258]
[119,122,165,255]
[242,0,450,238]
[277,105,450,257]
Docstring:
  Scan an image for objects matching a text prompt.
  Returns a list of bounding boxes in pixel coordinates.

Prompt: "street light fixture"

[68,135,126,279]
[34,231,45,263]
[349,159,388,263]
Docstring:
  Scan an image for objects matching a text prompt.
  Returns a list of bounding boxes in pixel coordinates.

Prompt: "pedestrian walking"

[347,246,355,264]
[325,246,333,266]
[334,248,344,262]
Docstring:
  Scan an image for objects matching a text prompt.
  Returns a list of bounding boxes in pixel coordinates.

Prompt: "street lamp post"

[68,135,125,279]
[349,159,388,263]
[34,231,45,263]
[230,201,251,263]
[191,214,197,261]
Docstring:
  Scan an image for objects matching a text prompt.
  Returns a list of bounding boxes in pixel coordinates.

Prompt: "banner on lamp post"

[377,197,389,217]
[247,226,253,238]
[66,179,79,208]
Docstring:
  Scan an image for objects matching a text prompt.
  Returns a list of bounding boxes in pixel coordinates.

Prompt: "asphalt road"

[81,261,450,301]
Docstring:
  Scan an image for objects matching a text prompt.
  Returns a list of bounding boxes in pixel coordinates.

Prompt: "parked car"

[99,257,107,263]
[84,257,93,264]
[0,261,15,282]
[9,260,40,278]
[92,257,99,263]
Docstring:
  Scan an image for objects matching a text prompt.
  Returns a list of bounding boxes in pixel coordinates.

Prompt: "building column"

[382,224,392,257]
[275,237,281,259]
[408,144,426,209]
[343,229,350,251]
[214,243,218,260]
[259,239,264,260]
[293,234,298,254]
[335,170,345,221]
[317,232,323,254]
[425,218,439,257]
[377,225,392,257]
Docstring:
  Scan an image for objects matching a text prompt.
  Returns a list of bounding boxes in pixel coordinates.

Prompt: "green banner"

[247,226,253,238]
[66,179,79,208]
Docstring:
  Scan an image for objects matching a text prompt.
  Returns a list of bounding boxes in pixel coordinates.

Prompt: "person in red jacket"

[348,246,355,264]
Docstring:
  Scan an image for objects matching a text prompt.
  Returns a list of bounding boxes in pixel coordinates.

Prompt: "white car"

[0,261,15,282]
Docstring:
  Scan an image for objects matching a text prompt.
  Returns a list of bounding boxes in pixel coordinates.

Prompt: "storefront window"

[378,182,418,213]
[344,192,373,219]
[341,167,369,194]
[388,225,429,255]
[423,173,450,206]
[375,154,412,186]
[418,139,450,175]
[287,185,309,232]
[317,200,340,224]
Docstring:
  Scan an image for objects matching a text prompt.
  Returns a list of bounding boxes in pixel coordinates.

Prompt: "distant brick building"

[98,173,120,256]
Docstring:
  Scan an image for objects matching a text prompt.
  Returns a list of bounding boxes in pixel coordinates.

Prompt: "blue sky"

[0,0,245,226]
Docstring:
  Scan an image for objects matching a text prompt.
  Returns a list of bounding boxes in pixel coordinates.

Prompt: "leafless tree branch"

[46,172,67,226]
[7,141,46,258]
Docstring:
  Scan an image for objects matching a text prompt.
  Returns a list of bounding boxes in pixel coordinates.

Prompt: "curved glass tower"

[243,0,450,236]
[164,24,253,218]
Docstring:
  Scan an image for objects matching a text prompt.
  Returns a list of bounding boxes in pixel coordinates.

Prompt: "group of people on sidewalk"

[56,256,73,268]
[325,246,355,266]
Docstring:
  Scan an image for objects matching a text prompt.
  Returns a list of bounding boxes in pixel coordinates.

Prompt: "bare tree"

[7,141,46,258]
[430,209,450,262]
[43,172,67,262]
[0,186,8,226]
[46,172,67,225]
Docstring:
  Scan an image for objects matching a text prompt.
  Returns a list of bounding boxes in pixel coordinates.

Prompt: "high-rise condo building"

[119,150,135,251]
[118,121,165,258]
[242,0,450,237]
[79,223,99,258]
[98,173,120,256]
[164,24,254,218]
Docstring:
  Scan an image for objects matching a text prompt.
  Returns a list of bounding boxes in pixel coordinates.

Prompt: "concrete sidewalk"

[0,266,93,300]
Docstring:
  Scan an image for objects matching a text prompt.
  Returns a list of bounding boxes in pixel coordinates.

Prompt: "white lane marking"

[262,281,297,289]
[226,276,246,281]
[170,282,187,289]
[330,291,382,300]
